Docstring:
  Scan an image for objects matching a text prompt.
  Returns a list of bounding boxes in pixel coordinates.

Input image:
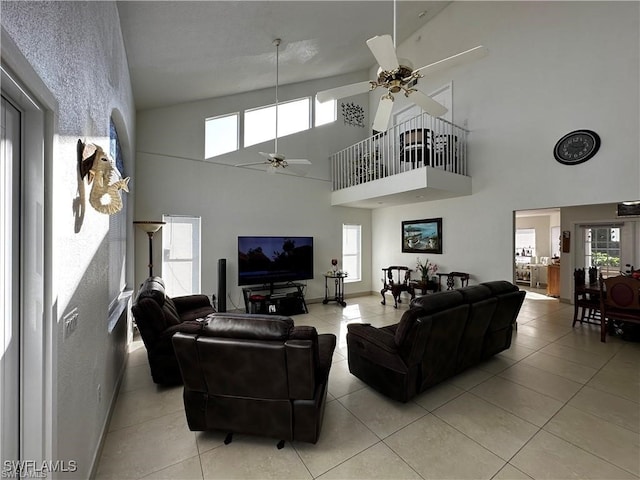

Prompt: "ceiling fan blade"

[408,90,448,117]
[372,95,394,132]
[283,162,311,177]
[258,151,273,159]
[366,35,399,72]
[317,81,372,103]
[285,159,311,165]
[411,46,488,77]
[235,161,268,167]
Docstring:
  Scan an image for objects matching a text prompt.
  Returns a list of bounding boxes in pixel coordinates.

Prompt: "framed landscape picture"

[402,218,442,254]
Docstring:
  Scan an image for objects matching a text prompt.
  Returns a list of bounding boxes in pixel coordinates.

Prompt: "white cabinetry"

[530,264,548,288]
[515,263,548,287]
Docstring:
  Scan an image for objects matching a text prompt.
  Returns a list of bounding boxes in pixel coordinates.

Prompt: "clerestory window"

[205,95,336,158]
[315,97,336,126]
[244,97,310,148]
[205,112,239,159]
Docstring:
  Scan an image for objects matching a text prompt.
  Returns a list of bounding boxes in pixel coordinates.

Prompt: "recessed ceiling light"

[418,10,427,18]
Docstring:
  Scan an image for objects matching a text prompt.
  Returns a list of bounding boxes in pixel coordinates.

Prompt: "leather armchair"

[347,281,524,402]
[172,313,336,447]
[131,276,215,385]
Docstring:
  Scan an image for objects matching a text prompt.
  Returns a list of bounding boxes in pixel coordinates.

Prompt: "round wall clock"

[553,130,601,165]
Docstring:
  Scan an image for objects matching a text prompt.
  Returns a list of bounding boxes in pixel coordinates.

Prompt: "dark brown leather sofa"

[346,281,525,402]
[172,313,336,447]
[131,277,215,385]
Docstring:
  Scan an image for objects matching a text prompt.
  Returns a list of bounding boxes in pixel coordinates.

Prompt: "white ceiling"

[116,1,450,110]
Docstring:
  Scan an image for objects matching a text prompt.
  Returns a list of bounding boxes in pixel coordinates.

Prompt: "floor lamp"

[134,221,166,277]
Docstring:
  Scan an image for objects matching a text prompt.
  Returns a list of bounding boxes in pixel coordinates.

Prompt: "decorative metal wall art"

[341,102,365,128]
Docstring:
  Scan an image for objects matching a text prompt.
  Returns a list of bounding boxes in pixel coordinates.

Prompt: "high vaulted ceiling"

[116,1,450,110]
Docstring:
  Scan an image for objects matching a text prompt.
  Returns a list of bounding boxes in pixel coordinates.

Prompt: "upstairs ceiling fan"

[317,3,488,132]
[236,38,311,175]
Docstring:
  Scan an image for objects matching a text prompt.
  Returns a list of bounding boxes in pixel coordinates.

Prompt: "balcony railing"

[330,113,469,191]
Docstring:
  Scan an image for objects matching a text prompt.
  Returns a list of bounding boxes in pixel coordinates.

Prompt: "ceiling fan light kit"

[316,3,489,133]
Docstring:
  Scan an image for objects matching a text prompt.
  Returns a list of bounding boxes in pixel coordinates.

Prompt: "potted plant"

[416,257,438,283]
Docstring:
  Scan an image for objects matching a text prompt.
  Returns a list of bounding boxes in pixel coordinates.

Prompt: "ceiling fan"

[317,4,488,132]
[236,38,311,175]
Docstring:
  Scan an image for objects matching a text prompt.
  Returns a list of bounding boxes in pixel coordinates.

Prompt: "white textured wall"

[135,72,373,305]
[1,2,135,478]
[516,215,552,260]
[371,2,639,292]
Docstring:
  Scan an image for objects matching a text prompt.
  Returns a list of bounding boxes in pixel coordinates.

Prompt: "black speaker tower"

[217,258,227,312]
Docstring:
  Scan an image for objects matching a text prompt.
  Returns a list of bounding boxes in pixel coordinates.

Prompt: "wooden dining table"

[579,283,600,296]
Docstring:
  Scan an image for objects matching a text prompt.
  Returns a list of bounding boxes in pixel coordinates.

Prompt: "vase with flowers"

[416,257,438,283]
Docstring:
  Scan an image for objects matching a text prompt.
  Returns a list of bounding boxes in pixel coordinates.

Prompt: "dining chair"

[599,275,640,342]
[572,268,600,327]
[399,128,430,166]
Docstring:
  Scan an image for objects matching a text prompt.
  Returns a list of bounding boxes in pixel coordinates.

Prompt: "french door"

[1,65,47,464]
[576,222,638,278]
[1,94,21,464]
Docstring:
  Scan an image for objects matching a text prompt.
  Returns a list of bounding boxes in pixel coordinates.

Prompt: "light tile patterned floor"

[95,291,640,479]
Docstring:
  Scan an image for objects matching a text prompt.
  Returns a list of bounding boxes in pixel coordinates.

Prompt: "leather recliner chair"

[347,281,525,402]
[131,276,215,385]
[172,313,337,447]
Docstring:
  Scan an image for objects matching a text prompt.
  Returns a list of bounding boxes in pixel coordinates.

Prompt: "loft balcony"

[330,113,472,209]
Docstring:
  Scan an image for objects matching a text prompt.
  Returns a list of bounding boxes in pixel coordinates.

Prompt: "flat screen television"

[238,236,314,286]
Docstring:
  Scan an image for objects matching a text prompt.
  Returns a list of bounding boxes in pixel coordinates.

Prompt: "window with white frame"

[515,228,535,263]
[108,118,127,311]
[583,225,621,278]
[315,97,336,126]
[161,215,201,296]
[244,97,310,147]
[205,112,239,158]
[342,224,361,282]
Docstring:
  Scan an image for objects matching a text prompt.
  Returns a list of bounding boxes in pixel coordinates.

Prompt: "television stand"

[242,282,308,316]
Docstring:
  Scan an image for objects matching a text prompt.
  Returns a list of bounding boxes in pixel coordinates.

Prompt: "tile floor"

[95,290,640,479]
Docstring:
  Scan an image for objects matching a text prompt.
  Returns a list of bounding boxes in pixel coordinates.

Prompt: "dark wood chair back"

[572,268,600,327]
[599,275,640,342]
[602,275,640,310]
[381,266,415,308]
[437,272,470,291]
